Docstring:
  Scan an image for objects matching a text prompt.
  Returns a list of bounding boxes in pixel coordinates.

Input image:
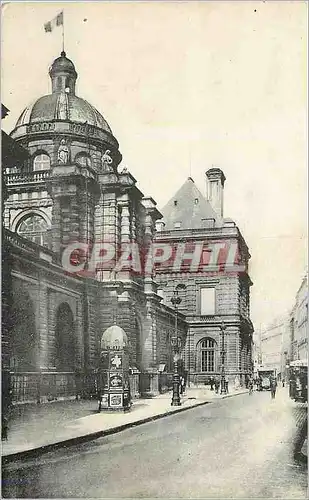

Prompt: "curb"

[3,390,247,464]
[2,399,210,464]
[222,390,248,399]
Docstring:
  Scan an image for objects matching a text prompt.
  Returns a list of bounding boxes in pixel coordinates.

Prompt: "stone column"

[47,292,57,370]
[117,195,131,280]
[143,306,157,369]
[75,300,84,370]
[38,282,49,371]
[50,195,62,254]
[119,197,131,244]
[80,189,95,249]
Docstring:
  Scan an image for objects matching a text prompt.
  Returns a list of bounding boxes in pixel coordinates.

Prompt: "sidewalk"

[2,387,247,461]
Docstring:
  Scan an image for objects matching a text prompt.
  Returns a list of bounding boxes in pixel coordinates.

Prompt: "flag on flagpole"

[44,11,63,33]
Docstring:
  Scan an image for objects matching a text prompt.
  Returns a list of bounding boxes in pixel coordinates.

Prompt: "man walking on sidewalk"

[214,377,220,394]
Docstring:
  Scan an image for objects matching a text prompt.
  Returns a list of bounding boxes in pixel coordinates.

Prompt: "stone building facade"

[3,52,187,403]
[258,315,291,380]
[290,272,308,363]
[2,104,29,433]
[154,172,254,386]
[3,51,253,404]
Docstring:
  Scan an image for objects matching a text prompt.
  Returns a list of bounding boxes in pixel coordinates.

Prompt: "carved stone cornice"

[7,200,52,210]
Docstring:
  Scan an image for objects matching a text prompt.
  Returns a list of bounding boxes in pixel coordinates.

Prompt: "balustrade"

[5,169,50,185]
[3,228,59,264]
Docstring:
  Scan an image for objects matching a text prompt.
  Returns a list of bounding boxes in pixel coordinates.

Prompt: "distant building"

[258,316,290,380]
[252,331,262,375]
[290,272,308,363]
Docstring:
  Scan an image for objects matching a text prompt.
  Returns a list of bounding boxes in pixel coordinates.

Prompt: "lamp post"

[220,320,227,395]
[170,284,186,406]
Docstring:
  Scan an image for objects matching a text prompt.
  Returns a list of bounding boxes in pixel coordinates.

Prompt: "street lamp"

[220,320,227,395]
[170,283,186,406]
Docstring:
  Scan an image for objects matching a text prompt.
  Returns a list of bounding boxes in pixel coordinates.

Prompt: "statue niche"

[101,149,113,172]
[57,139,70,164]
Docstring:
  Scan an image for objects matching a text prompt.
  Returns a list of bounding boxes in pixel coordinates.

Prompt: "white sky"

[1,1,307,330]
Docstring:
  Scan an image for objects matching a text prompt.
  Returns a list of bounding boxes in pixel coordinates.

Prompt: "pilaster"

[38,282,49,370]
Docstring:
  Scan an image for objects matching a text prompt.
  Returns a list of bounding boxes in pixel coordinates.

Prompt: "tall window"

[55,303,75,371]
[33,153,51,171]
[17,214,49,247]
[199,338,216,372]
[10,290,36,371]
[200,287,216,315]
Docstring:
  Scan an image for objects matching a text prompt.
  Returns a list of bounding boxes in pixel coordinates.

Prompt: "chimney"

[206,167,226,219]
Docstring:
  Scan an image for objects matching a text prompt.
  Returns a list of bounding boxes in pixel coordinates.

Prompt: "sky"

[1,1,307,330]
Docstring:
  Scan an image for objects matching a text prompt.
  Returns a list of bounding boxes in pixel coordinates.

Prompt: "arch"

[12,209,51,233]
[54,302,75,371]
[16,212,50,247]
[74,152,92,168]
[10,290,37,371]
[33,151,51,171]
[196,337,217,373]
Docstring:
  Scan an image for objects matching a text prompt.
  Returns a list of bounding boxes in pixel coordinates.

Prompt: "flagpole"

[62,11,65,53]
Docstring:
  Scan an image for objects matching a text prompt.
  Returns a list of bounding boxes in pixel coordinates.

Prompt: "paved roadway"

[2,389,307,499]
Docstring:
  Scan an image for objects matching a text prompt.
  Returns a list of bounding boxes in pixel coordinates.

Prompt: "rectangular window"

[201,349,215,371]
[200,287,216,315]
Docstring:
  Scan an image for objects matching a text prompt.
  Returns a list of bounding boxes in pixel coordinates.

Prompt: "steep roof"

[161,177,218,230]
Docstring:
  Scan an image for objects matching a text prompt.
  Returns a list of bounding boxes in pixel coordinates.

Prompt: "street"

[2,389,307,499]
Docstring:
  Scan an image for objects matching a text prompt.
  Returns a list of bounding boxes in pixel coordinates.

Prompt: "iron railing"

[10,372,77,404]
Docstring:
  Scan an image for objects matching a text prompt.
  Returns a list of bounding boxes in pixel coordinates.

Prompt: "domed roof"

[14,51,112,134]
[16,93,112,133]
[101,325,128,350]
[49,51,77,77]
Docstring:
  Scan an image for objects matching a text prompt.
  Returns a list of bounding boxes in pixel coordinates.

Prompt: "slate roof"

[15,94,112,133]
[161,177,218,230]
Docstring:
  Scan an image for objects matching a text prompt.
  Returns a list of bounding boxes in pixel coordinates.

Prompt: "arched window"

[55,303,75,371]
[10,290,36,371]
[17,214,49,247]
[198,338,217,372]
[75,154,91,168]
[33,153,51,171]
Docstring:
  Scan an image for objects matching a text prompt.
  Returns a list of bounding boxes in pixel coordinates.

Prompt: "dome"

[15,93,112,133]
[101,325,128,350]
[14,51,112,134]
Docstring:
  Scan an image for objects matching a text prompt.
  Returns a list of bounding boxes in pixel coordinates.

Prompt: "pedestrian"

[257,377,262,391]
[180,375,185,395]
[210,377,214,391]
[248,377,253,395]
[282,378,285,388]
[270,376,277,399]
[214,378,220,394]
